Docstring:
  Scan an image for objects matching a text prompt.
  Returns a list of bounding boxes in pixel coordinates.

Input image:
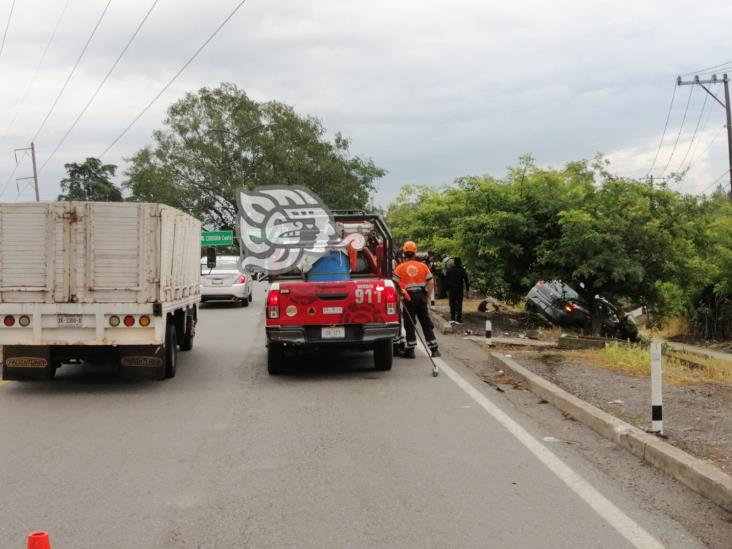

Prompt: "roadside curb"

[475,340,732,514]
[430,310,454,334]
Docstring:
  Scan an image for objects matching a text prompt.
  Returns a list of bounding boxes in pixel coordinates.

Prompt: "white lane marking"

[429,352,664,549]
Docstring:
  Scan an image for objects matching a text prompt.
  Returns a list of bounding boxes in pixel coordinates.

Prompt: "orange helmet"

[403,241,417,253]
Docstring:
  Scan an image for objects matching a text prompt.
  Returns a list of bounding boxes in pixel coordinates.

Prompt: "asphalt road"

[0,284,714,548]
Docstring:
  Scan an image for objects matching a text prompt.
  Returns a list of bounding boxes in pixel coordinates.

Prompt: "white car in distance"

[200,255,254,307]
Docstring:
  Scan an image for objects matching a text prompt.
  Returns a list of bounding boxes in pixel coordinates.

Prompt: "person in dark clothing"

[445,257,470,324]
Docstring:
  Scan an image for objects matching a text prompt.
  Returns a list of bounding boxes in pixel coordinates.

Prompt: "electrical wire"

[675,91,708,172]
[39,0,160,173]
[31,0,113,143]
[99,0,251,158]
[0,150,28,200]
[681,61,732,78]
[684,125,726,180]
[0,0,16,60]
[659,85,694,177]
[698,169,730,195]
[0,0,71,143]
[685,88,720,168]
[647,81,677,176]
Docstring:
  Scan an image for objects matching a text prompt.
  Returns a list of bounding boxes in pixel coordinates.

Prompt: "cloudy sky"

[1,0,731,206]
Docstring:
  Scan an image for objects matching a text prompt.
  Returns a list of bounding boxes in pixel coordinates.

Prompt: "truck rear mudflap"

[2,344,167,381]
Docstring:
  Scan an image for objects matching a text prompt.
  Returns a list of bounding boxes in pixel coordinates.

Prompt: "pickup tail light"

[564,303,578,313]
[384,286,398,316]
[238,274,247,284]
[267,290,280,319]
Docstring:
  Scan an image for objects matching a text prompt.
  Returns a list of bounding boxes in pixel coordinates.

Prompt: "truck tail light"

[139,315,151,327]
[238,274,247,284]
[564,303,578,313]
[3,315,15,327]
[109,315,120,327]
[18,315,31,327]
[123,315,135,327]
[267,290,280,319]
[384,287,398,315]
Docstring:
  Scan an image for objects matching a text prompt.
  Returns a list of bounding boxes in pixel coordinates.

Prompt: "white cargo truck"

[0,202,201,381]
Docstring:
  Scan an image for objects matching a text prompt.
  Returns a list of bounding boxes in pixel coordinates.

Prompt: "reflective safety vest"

[394,259,433,291]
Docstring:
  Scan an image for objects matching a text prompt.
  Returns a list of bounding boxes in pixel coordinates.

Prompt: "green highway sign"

[201,230,234,246]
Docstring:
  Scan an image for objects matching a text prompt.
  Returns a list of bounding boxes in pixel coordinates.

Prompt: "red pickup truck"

[264,212,400,374]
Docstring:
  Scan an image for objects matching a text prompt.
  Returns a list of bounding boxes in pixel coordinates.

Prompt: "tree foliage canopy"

[387,155,732,336]
[58,157,122,202]
[124,83,385,229]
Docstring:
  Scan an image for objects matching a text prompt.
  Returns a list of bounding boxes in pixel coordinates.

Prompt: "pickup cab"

[264,213,400,374]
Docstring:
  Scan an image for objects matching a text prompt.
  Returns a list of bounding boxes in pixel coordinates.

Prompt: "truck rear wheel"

[179,310,195,352]
[374,339,393,371]
[267,343,286,375]
[164,323,178,379]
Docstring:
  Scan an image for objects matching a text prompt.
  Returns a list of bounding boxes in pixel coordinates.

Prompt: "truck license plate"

[57,315,82,327]
[321,326,345,339]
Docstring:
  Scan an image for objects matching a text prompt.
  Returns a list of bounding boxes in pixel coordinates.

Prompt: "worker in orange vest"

[393,241,440,358]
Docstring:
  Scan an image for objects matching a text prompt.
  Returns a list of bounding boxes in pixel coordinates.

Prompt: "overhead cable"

[659,85,694,177]
[647,81,678,176]
[40,0,161,173]
[99,0,251,158]
[0,0,16,60]
[0,0,72,142]
[31,0,113,143]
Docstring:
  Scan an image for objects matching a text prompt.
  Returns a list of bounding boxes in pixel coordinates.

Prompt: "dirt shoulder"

[433,299,732,477]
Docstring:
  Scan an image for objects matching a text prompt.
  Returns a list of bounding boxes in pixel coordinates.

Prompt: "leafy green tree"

[58,157,122,202]
[124,83,385,229]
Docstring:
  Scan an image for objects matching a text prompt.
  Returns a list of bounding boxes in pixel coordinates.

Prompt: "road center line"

[420,347,663,549]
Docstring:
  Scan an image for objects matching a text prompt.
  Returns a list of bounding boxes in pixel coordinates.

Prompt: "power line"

[699,169,730,195]
[40,0,160,173]
[647,81,677,176]
[688,124,725,172]
[0,150,28,200]
[685,89,720,168]
[0,0,71,143]
[100,0,251,158]
[676,90,708,171]
[31,0,113,144]
[681,61,732,78]
[659,85,694,176]
[0,0,15,60]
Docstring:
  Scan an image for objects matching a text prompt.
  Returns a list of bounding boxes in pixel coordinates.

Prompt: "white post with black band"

[650,341,663,434]
[485,320,492,346]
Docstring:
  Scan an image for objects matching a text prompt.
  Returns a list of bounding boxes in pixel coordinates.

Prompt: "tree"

[58,158,122,202]
[124,83,385,229]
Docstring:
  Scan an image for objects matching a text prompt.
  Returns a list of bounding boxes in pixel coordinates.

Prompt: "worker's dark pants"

[448,286,464,322]
[403,290,438,351]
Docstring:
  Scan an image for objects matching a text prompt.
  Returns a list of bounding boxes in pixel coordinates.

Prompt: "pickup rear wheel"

[267,343,286,375]
[164,323,178,379]
[374,339,393,371]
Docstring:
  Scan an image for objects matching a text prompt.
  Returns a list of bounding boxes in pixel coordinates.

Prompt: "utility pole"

[677,73,732,198]
[13,142,40,202]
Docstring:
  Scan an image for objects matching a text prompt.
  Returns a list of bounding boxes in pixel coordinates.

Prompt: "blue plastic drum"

[307,250,351,282]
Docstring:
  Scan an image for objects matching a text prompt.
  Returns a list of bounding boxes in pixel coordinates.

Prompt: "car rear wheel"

[374,339,393,371]
[241,294,249,307]
[267,343,286,375]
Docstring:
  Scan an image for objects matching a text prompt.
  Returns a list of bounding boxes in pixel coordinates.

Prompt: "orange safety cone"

[27,532,51,549]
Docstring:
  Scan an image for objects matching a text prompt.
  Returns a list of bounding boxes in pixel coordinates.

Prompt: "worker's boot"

[431,348,441,358]
[402,348,416,359]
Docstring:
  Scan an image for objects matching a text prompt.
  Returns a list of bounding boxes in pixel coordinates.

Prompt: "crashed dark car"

[525,280,639,341]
